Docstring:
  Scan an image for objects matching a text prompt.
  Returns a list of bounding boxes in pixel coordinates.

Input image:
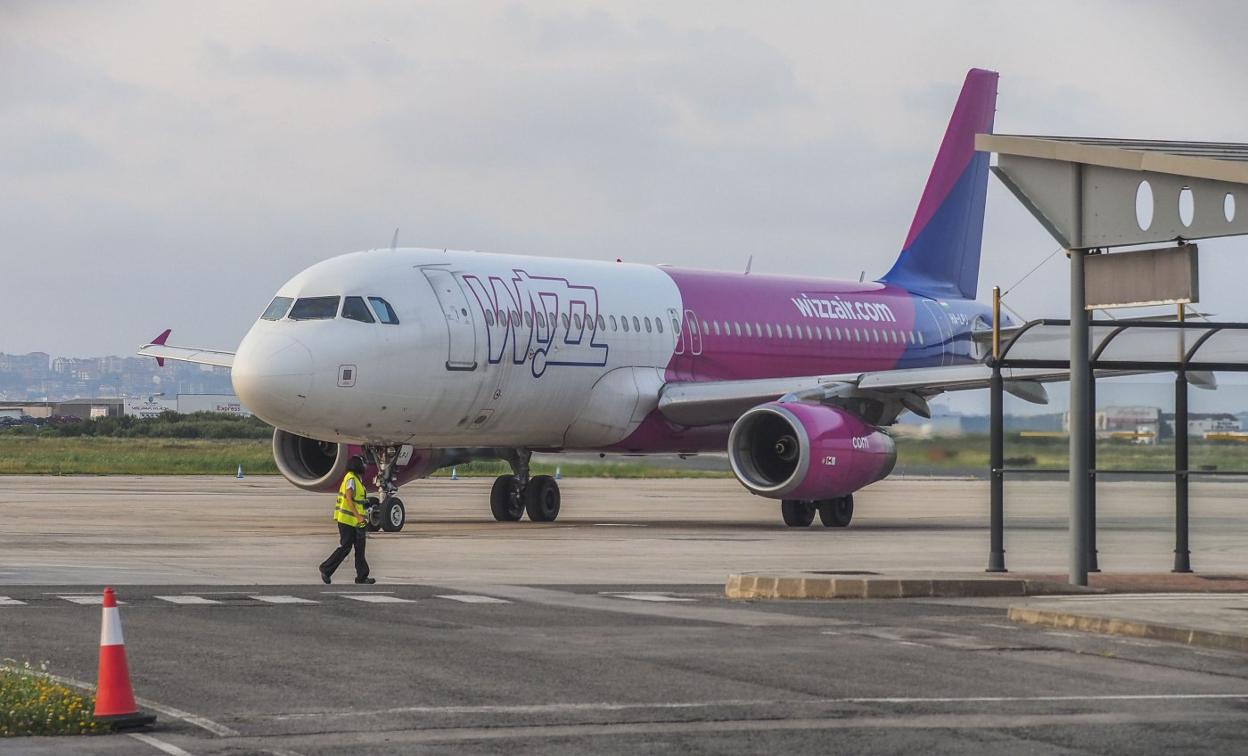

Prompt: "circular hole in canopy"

[1179,187,1195,227]
[1226,193,1237,223]
[1135,180,1154,231]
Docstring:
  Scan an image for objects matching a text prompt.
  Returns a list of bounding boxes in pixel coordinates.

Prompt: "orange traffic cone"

[93,587,156,729]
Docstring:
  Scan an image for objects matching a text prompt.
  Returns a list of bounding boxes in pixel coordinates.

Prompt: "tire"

[365,497,382,532]
[490,475,524,522]
[781,500,815,527]
[524,475,561,522]
[818,495,854,528]
[380,497,406,532]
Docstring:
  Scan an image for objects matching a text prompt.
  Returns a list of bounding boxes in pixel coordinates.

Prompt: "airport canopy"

[976,134,1248,249]
[998,319,1248,373]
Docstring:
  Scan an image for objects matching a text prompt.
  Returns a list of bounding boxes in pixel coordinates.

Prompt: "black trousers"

[320,522,369,580]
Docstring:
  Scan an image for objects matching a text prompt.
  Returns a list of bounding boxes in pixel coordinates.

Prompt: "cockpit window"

[288,296,340,320]
[369,297,400,325]
[260,296,293,321]
[341,296,375,323]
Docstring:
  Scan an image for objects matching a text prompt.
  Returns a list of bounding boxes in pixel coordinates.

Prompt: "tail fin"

[879,68,998,300]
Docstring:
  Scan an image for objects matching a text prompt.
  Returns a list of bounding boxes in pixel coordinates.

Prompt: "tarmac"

[1,474,1246,753]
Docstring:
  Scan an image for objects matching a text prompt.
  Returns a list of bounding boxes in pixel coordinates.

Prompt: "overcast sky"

[4,0,1247,358]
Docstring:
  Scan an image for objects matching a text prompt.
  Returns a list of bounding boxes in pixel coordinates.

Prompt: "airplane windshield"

[369,297,400,325]
[260,296,292,321]
[341,296,375,323]
[288,296,340,320]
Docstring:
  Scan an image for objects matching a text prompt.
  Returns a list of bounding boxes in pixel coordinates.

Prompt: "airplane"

[141,68,1049,531]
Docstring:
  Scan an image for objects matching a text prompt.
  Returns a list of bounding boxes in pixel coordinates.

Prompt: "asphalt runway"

[2,475,1247,753]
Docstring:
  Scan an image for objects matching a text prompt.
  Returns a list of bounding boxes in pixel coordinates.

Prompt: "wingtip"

[148,329,171,367]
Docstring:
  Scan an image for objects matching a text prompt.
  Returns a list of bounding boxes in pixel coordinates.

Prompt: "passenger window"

[486,310,495,326]
[711,321,720,336]
[814,326,822,340]
[342,296,375,323]
[622,317,630,333]
[744,323,752,337]
[597,315,605,330]
[671,318,680,334]
[289,296,340,320]
[644,317,652,333]
[701,319,710,333]
[733,322,740,336]
[918,331,925,345]
[261,296,293,321]
[655,317,663,334]
[536,312,545,327]
[610,315,618,331]
[784,324,793,339]
[632,316,641,332]
[573,314,582,330]
[525,311,533,328]
[764,324,772,338]
[561,313,570,329]
[368,297,400,325]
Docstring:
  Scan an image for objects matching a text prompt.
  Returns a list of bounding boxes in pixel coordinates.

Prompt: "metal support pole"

[988,367,1006,571]
[1174,367,1192,573]
[988,286,1006,572]
[1087,373,1099,572]
[1068,248,1090,586]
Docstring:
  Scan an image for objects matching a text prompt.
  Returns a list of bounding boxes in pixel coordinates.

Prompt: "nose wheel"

[490,450,561,523]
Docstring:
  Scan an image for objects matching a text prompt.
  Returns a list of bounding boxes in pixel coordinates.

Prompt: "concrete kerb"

[1008,606,1248,654]
[724,573,1094,601]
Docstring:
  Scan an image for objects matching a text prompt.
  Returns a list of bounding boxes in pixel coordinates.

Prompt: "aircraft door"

[421,268,478,371]
[669,309,702,379]
[920,299,953,366]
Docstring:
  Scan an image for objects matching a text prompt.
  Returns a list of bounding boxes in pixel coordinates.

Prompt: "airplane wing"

[657,363,1214,427]
[137,329,235,369]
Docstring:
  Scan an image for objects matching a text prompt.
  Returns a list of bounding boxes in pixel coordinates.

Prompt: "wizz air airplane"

[142,68,1029,531]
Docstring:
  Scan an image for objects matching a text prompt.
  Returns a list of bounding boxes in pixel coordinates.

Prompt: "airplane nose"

[232,331,314,423]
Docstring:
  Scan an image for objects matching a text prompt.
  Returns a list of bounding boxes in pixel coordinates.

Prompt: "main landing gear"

[363,445,407,532]
[490,449,561,523]
[780,495,853,528]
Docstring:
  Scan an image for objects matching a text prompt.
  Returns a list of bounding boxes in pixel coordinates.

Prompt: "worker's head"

[347,455,366,476]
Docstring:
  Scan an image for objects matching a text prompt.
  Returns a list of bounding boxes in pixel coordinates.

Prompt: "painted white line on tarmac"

[155,595,221,605]
[56,595,124,605]
[251,595,318,605]
[262,692,1248,721]
[604,593,697,603]
[341,594,414,603]
[129,732,195,756]
[1047,593,1248,601]
[0,596,26,606]
[436,594,511,604]
[35,671,240,737]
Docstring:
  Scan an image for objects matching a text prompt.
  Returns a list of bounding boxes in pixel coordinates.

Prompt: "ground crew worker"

[319,455,375,584]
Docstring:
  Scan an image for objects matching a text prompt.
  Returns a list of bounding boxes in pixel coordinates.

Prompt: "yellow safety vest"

[334,471,368,527]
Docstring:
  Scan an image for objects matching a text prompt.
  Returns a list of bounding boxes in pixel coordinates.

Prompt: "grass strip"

[0,662,110,737]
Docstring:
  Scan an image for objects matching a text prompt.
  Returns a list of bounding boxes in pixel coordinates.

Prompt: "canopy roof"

[999,319,1248,372]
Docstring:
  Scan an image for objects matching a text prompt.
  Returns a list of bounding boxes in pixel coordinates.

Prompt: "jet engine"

[727,402,896,501]
[271,429,449,492]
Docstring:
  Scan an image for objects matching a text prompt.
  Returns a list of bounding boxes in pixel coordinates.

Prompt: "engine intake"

[728,402,896,500]
[272,429,349,491]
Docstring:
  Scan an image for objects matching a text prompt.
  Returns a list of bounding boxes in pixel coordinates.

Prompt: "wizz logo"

[462,269,609,378]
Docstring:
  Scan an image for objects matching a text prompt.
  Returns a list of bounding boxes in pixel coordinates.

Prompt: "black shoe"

[354,577,376,585]
[320,569,332,585]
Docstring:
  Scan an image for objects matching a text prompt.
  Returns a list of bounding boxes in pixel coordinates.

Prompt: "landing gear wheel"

[365,497,382,532]
[524,475,561,522]
[818,495,854,528]
[781,500,816,527]
[490,475,524,522]
[380,497,406,532]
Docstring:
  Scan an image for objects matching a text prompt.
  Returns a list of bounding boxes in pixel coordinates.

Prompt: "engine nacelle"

[727,402,896,501]
[271,429,448,492]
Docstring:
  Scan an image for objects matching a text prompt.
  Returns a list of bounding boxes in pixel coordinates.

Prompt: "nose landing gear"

[490,449,561,523]
[362,445,408,532]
